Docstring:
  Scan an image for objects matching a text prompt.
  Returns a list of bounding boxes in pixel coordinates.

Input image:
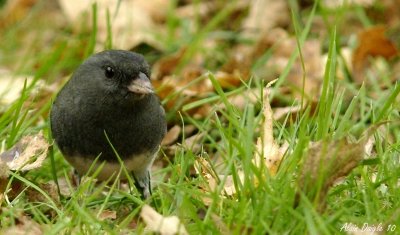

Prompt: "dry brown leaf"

[26,182,60,205]
[364,135,375,157]
[242,0,289,37]
[0,0,38,28]
[194,156,244,199]
[214,71,244,89]
[161,125,182,146]
[58,0,163,50]
[0,160,9,179]
[0,161,9,204]
[0,214,43,235]
[135,0,170,23]
[273,101,318,123]
[152,45,254,118]
[229,26,323,100]
[220,0,290,83]
[263,37,323,98]
[381,0,400,29]
[140,204,188,235]
[327,47,353,81]
[195,84,290,199]
[194,157,218,183]
[219,174,245,196]
[352,26,398,83]
[0,132,49,171]
[211,214,231,235]
[273,105,303,121]
[164,131,206,156]
[97,209,117,221]
[53,178,73,197]
[322,0,375,8]
[194,157,219,202]
[194,157,219,197]
[182,125,197,136]
[299,137,366,211]
[220,51,251,82]
[0,68,36,105]
[175,1,216,20]
[254,84,287,176]
[182,132,206,153]
[152,48,188,80]
[213,88,260,113]
[153,65,212,117]
[226,88,260,110]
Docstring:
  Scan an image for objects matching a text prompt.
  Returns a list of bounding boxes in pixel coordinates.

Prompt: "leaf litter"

[140,204,188,235]
[298,123,390,212]
[0,0,399,232]
[195,81,288,201]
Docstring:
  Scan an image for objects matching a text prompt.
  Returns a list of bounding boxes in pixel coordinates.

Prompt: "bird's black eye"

[105,66,115,78]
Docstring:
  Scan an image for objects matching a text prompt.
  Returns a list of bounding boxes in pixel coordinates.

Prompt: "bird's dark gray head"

[72,50,154,104]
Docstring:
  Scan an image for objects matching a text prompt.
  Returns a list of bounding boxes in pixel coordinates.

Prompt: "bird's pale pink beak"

[127,72,154,94]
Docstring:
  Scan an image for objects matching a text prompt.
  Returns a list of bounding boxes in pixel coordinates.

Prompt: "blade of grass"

[316,27,337,139]
[375,82,400,123]
[85,3,98,57]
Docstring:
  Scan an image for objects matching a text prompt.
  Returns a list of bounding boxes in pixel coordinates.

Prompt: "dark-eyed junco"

[50,50,166,198]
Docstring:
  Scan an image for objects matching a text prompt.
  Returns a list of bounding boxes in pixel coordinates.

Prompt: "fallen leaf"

[182,132,206,153]
[322,0,375,8]
[272,104,303,121]
[254,83,287,176]
[161,125,182,146]
[0,68,36,105]
[273,101,318,123]
[242,0,289,37]
[153,66,212,116]
[211,214,231,235]
[228,27,324,100]
[0,0,38,28]
[214,71,245,89]
[0,214,43,235]
[194,156,244,199]
[152,48,188,81]
[298,137,366,211]
[58,0,163,50]
[140,204,188,235]
[0,132,49,171]
[352,25,398,83]
[183,125,197,136]
[53,177,73,197]
[175,2,217,20]
[0,161,9,204]
[263,37,324,98]
[220,0,290,83]
[26,182,60,206]
[97,209,117,221]
[220,173,245,196]
[364,135,375,157]
[159,129,205,157]
[194,157,219,194]
[380,0,400,29]
[222,88,260,111]
[134,0,170,23]
[0,160,9,179]
[194,83,290,199]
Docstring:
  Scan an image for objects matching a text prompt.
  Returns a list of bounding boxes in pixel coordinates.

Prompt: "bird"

[50,50,167,199]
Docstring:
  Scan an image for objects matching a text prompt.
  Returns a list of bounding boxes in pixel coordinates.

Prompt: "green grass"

[1,1,400,234]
